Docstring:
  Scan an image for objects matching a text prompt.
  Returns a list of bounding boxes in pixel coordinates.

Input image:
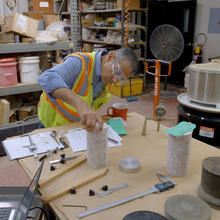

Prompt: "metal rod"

[28,134,39,167]
[63,205,87,210]
[77,187,159,218]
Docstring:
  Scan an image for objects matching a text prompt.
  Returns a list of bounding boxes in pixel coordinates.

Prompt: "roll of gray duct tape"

[122,211,168,220]
[197,156,220,206]
[165,194,211,220]
[119,158,141,174]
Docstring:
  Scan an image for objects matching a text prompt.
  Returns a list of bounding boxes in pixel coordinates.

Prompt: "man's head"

[101,47,138,84]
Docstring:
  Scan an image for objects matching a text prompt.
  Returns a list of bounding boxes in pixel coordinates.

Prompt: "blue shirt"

[38,51,106,100]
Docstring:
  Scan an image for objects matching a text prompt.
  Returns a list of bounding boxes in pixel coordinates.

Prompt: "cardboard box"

[82,43,93,52]
[22,37,35,43]
[0,14,4,25]
[17,105,37,121]
[117,0,140,10]
[28,0,54,14]
[0,32,14,44]
[23,11,54,20]
[23,11,45,20]
[3,13,39,38]
[43,15,60,28]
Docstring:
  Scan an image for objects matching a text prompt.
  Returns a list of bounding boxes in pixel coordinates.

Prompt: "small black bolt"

[61,153,65,158]
[70,187,76,194]
[101,185,108,191]
[89,189,95,196]
[60,158,65,164]
[50,165,55,171]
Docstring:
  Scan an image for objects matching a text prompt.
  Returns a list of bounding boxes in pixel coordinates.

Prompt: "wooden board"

[18,113,220,220]
[39,155,87,187]
[0,32,14,44]
[0,99,10,125]
[41,167,108,203]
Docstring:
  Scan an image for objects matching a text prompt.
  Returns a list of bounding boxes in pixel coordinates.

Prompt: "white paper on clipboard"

[2,131,64,160]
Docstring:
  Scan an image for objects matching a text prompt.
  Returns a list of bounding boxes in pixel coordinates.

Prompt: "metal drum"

[177,93,220,148]
[188,62,220,106]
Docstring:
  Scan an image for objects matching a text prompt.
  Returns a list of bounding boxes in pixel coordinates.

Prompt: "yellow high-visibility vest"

[38,52,111,128]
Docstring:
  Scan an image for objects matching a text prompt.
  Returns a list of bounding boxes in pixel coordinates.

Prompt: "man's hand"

[80,103,103,132]
[51,88,103,131]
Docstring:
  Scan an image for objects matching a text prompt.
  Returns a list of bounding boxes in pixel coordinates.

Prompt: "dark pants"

[38,121,45,129]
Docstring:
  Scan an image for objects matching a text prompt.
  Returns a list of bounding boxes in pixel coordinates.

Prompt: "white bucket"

[19,56,40,83]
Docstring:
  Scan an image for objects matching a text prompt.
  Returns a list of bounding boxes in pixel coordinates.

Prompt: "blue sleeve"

[38,56,82,94]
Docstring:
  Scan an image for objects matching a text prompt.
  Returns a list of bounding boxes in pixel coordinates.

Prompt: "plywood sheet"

[0,99,10,125]
[18,112,220,220]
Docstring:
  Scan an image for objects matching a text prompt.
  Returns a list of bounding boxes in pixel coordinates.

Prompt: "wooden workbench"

[18,112,220,220]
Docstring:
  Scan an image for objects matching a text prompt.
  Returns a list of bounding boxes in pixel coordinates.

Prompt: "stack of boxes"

[117,0,140,10]
[0,0,60,43]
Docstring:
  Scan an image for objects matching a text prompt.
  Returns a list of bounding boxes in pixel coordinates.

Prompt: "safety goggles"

[112,59,126,81]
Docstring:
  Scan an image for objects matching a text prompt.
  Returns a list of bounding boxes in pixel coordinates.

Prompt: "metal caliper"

[77,174,176,219]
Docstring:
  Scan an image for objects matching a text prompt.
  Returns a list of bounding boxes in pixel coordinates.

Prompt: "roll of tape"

[119,158,141,173]
[165,194,211,220]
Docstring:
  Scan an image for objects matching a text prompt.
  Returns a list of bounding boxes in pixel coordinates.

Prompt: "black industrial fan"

[149,24,184,97]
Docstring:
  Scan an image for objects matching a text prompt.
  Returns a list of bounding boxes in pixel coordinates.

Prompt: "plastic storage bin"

[19,56,40,83]
[110,78,143,97]
[0,57,18,86]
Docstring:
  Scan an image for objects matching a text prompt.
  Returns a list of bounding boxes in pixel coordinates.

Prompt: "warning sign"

[199,126,215,138]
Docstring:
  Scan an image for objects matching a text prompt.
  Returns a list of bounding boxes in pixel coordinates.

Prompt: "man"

[38,47,138,131]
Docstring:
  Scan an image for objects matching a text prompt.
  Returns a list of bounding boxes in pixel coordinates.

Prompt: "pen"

[107,137,119,144]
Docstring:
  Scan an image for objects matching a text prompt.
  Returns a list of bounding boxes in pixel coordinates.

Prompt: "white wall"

[0,0,28,17]
[195,0,220,62]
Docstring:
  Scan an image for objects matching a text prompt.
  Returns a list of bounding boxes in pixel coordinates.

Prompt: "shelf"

[0,42,73,54]
[128,42,146,45]
[0,83,42,96]
[80,8,122,13]
[83,40,146,46]
[61,11,71,15]
[80,8,148,14]
[84,26,123,31]
[83,40,121,46]
[83,25,145,31]
[138,57,146,61]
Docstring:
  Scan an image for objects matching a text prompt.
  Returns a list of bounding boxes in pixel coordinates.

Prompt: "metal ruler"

[78,187,159,218]
[28,134,39,168]
[97,184,128,198]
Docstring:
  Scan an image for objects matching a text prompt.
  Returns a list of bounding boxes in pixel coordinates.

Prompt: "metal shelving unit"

[0,83,42,97]
[83,39,146,46]
[80,8,148,13]
[79,0,149,96]
[71,0,81,51]
[83,39,121,45]
[0,42,73,54]
[0,0,78,97]
[83,25,146,31]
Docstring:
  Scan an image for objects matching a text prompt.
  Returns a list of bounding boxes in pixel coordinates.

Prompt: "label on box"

[40,2,49,7]
[16,15,27,29]
[199,126,215,138]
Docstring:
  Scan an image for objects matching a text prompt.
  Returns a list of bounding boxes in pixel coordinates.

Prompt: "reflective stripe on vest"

[62,52,93,97]
[44,92,80,122]
[74,53,90,96]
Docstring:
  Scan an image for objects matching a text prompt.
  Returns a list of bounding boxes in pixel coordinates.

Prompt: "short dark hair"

[115,47,139,74]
